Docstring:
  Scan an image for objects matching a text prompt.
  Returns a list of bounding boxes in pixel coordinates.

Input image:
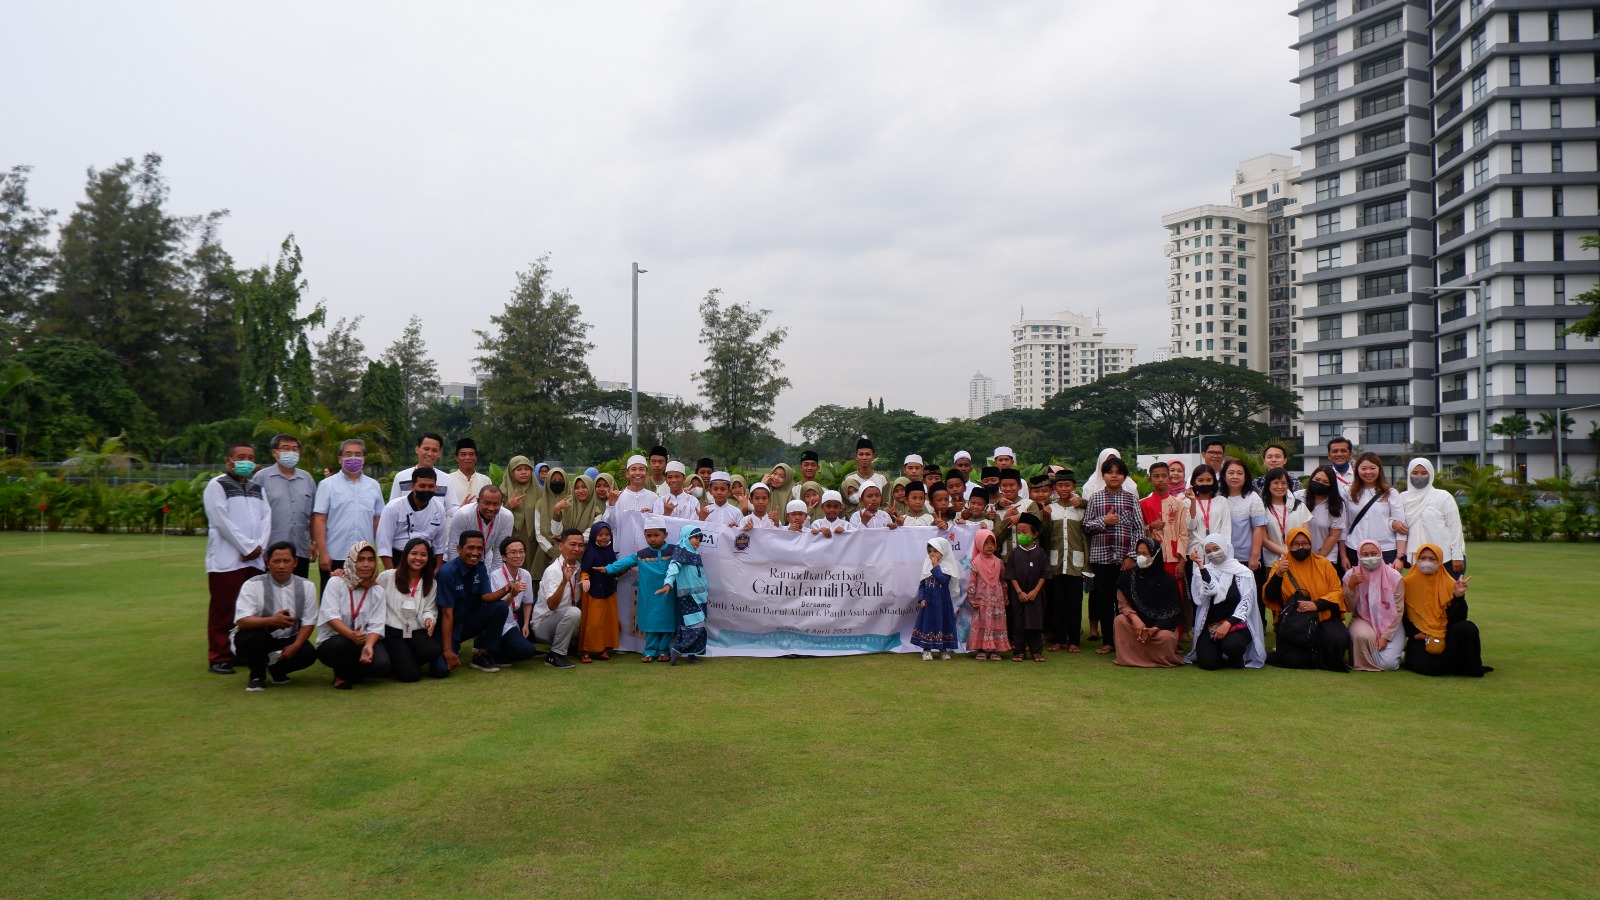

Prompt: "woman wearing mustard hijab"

[1261,525,1350,671]
[500,456,539,552]
[1401,544,1491,677]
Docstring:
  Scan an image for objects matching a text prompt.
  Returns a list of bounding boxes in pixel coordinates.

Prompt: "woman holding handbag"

[1261,526,1350,672]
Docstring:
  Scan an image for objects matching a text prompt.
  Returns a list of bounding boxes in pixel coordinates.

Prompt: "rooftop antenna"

[1095,308,1103,326]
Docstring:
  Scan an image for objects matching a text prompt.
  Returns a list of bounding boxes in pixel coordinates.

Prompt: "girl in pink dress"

[966,528,1011,660]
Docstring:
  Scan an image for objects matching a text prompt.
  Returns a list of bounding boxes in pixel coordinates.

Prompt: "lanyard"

[1334,467,1352,486]
[479,512,495,543]
[350,586,372,624]
[568,564,580,602]
[1198,498,1214,530]
[1270,502,1288,537]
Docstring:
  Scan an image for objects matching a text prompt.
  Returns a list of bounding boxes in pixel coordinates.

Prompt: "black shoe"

[245,676,266,692]
[332,680,353,690]
[470,651,500,673]
[545,653,574,669]
[492,656,515,668]
[208,662,235,675]
[268,670,293,686]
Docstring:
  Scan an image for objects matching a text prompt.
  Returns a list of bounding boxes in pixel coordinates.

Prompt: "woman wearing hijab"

[553,472,603,540]
[576,521,621,663]
[798,480,825,521]
[531,466,569,580]
[659,525,710,665]
[1400,458,1465,574]
[1186,532,1266,670]
[1261,525,1350,671]
[1082,448,1140,499]
[966,528,1010,660]
[913,537,960,660]
[500,456,539,555]
[1165,460,1187,499]
[1344,539,1405,672]
[314,541,391,689]
[1113,537,1184,667]
[767,463,795,502]
[1401,544,1490,677]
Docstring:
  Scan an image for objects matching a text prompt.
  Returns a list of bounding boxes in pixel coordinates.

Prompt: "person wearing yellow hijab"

[1401,544,1491,677]
[1261,525,1350,671]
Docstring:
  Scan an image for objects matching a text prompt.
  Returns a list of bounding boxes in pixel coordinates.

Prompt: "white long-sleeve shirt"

[613,487,664,516]
[389,467,461,519]
[1400,487,1465,562]
[376,494,449,560]
[662,490,701,520]
[447,504,516,569]
[377,568,436,637]
[203,474,273,574]
[700,501,744,528]
[535,558,583,627]
[1343,487,1407,553]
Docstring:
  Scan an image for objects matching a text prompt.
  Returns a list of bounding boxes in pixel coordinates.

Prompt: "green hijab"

[534,466,569,539]
[500,455,539,542]
[799,480,825,521]
[559,473,603,536]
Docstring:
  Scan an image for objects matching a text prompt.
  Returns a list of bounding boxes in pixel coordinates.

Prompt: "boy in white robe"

[613,455,664,515]
[740,483,781,529]
[848,483,898,529]
[811,490,856,537]
[699,471,744,528]
[901,482,937,526]
[661,461,700,520]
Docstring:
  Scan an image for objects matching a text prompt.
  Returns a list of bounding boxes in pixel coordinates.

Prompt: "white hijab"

[921,537,961,580]
[1400,457,1439,515]
[1082,448,1140,498]
[1200,532,1251,579]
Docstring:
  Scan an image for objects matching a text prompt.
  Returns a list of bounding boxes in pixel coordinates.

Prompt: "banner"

[607,509,980,656]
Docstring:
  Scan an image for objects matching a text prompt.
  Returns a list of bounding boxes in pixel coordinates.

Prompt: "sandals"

[641,655,655,663]
[597,650,612,661]
[1032,653,1046,662]
[1067,644,1082,653]
[579,654,593,664]
[1047,643,1066,652]
[1095,646,1115,655]
[1011,653,1025,662]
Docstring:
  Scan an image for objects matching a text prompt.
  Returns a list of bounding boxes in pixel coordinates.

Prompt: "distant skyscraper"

[1010,310,1137,409]
[968,371,999,419]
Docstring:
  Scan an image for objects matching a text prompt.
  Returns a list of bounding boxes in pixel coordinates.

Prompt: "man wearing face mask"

[203,443,274,675]
[376,467,448,569]
[253,433,316,577]
[312,439,386,594]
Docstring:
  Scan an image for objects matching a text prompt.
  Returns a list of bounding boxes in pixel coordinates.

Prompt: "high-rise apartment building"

[968,371,999,420]
[1291,0,1598,479]
[1162,204,1270,370]
[1010,311,1136,409]
[1236,154,1305,436]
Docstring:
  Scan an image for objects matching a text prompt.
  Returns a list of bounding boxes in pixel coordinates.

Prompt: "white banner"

[607,510,980,656]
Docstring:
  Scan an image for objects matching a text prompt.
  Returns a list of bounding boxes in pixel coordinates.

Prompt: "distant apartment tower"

[1292,0,1599,479]
[1161,203,1271,372]
[1292,0,1440,473]
[1427,2,1600,479]
[1010,310,1136,409]
[1235,153,1304,436]
[968,371,999,419]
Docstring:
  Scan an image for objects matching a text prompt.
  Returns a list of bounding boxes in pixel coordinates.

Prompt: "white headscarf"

[921,537,961,580]
[1200,532,1251,579]
[1082,448,1140,498]
[1400,457,1437,511]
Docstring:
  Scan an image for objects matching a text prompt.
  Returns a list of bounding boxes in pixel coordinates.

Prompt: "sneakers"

[545,653,575,669]
[245,676,266,692]
[939,651,952,660]
[268,671,293,686]
[921,650,933,661]
[208,662,235,675]
[470,651,501,673]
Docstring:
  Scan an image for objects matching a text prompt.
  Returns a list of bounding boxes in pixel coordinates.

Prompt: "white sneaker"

[940,651,952,660]
[921,650,933,660]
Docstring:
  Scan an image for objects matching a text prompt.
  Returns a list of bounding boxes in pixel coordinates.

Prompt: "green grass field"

[1,534,1596,898]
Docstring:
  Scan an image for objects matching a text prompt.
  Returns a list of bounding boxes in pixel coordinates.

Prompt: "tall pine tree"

[234,234,324,420]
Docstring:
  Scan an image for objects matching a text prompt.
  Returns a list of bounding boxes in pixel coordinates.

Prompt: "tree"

[15,336,149,459]
[234,234,325,419]
[473,258,595,463]
[358,360,407,463]
[183,211,242,422]
[43,155,196,427]
[312,315,368,420]
[1044,358,1300,455]
[1535,409,1576,476]
[256,404,390,475]
[693,288,790,465]
[1558,235,1600,339]
[0,165,55,333]
[60,432,142,483]
[381,314,440,431]
[1490,413,1532,481]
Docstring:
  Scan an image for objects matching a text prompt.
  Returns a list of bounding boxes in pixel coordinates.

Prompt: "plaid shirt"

[1083,489,1146,565]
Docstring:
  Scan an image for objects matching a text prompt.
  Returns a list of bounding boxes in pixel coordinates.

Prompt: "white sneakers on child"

[921,650,933,660]
[939,651,952,660]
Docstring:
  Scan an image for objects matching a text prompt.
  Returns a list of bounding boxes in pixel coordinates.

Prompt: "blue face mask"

[276,451,300,469]
[233,460,256,477]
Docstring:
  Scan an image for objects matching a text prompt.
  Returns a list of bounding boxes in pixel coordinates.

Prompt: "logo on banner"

[733,532,751,553]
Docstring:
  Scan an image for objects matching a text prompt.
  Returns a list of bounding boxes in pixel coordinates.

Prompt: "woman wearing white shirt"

[490,537,541,665]
[315,541,391,689]
[1217,458,1266,575]
[377,537,439,683]
[1260,467,1312,569]
[1343,452,1407,572]
[1400,458,1466,574]
[1184,464,1232,561]
[1296,465,1347,567]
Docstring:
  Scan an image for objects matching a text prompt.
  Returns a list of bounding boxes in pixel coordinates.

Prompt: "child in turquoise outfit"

[605,515,674,662]
[658,524,710,665]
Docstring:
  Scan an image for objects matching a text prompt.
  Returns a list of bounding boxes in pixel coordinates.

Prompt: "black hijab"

[1116,538,1183,631]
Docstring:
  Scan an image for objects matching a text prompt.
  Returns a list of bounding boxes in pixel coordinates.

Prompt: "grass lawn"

[1,534,1596,898]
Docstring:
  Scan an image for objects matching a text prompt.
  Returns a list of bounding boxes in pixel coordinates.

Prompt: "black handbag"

[1276,568,1320,650]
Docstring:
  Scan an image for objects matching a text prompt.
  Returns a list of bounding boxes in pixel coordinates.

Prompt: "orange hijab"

[1401,543,1456,640]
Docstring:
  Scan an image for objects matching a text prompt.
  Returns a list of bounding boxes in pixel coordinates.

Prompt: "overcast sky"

[5,1,1299,437]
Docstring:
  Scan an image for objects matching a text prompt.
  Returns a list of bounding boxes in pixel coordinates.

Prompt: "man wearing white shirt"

[389,432,461,518]
[447,437,493,512]
[612,455,664,515]
[232,543,319,691]
[534,529,587,668]
[661,461,700,520]
[647,444,671,494]
[377,467,448,568]
[1325,436,1356,502]
[203,443,273,676]
[698,472,744,527]
[952,450,975,482]
[448,485,515,569]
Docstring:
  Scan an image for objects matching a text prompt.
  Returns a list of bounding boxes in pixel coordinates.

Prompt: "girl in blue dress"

[658,525,710,665]
[913,537,960,659]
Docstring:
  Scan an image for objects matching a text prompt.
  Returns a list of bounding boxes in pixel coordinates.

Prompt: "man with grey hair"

[448,484,516,570]
[311,438,385,592]
[253,432,317,577]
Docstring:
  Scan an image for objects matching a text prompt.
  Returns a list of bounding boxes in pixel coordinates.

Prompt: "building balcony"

[1441,388,1468,403]
[1436,100,1463,126]
[1440,347,1469,363]
[1359,359,1409,372]
[1437,224,1465,245]
[1442,429,1470,443]
[1358,246,1407,263]
[1438,183,1465,205]
[1440,305,1468,323]
[1434,59,1462,87]
[1356,169,1405,192]
[1438,143,1464,166]
[1434,20,1460,51]
[1438,263,1467,283]
[1362,397,1411,408]
[1358,209,1408,228]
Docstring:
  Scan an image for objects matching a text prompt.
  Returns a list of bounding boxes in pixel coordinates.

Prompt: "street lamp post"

[1424,283,1489,466]
[630,262,647,451]
[1555,403,1600,478]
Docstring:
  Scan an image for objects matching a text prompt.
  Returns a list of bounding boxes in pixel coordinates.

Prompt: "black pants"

[1405,621,1487,677]
[293,556,310,579]
[316,634,392,684]
[1194,625,1252,670]
[382,627,441,683]
[1267,619,1351,672]
[234,628,319,680]
[1045,574,1083,646]
[1090,564,1121,647]
[318,559,345,595]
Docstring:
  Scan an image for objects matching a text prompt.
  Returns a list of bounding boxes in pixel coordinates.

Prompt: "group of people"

[203,432,1490,692]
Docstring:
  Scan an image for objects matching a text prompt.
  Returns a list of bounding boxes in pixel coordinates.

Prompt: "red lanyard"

[1270,502,1288,536]
[568,564,580,601]
[350,586,372,623]
[1335,468,1352,486]
[1198,498,1214,530]
[479,512,495,544]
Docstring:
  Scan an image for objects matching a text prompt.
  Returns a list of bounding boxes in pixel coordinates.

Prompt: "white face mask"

[1135,554,1153,569]
[1417,561,1439,575]
[1205,549,1229,565]
[690,487,704,499]
[1360,556,1382,570]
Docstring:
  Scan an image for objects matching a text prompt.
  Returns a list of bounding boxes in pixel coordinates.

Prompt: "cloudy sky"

[5,1,1299,437]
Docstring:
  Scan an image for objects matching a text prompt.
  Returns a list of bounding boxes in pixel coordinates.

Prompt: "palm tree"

[255,404,390,476]
[60,433,143,483]
[1534,410,1576,477]
[1490,414,1532,482]
[1435,459,1508,541]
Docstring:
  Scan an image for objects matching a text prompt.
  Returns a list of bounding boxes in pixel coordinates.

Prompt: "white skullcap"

[748,482,771,495]
[993,446,1014,458]
[785,499,808,514]
[953,451,972,462]
[903,454,923,465]
[642,515,667,530]
[710,471,732,484]
[821,489,843,505]
[665,461,686,474]
[626,455,647,468]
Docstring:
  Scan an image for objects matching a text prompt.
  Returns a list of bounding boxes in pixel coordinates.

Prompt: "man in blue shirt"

[433,530,508,676]
[312,438,385,593]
